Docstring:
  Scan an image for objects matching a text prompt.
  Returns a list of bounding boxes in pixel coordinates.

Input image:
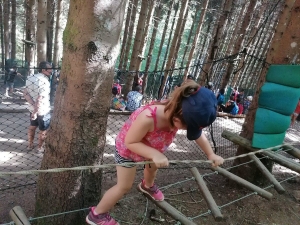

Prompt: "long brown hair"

[156,81,200,127]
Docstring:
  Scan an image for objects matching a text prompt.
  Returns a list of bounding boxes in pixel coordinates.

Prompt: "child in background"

[291,99,300,126]
[86,81,224,225]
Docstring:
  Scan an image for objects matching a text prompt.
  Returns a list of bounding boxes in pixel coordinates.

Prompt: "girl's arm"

[195,133,224,167]
[124,110,169,167]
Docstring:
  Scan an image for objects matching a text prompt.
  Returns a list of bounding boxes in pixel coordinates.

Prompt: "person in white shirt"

[23,61,52,151]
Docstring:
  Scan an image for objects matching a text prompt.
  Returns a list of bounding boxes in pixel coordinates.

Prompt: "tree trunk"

[159,0,189,98]
[36,0,47,64]
[199,0,228,85]
[123,0,148,96]
[118,0,132,70]
[121,0,138,71]
[143,2,162,94]
[52,0,63,68]
[47,0,55,62]
[220,0,257,90]
[25,0,36,75]
[233,0,299,183]
[0,0,5,69]
[134,0,156,72]
[11,0,16,60]
[153,0,173,72]
[34,1,128,225]
[3,0,10,61]
[183,0,209,79]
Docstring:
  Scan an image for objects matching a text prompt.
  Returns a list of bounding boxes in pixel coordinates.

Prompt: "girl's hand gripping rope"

[152,152,169,168]
[208,153,224,167]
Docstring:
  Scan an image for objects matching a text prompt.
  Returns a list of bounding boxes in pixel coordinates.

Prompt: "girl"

[86,81,224,225]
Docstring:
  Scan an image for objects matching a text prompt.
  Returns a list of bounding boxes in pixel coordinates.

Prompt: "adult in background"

[126,85,143,111]
[5,66,23,97]
[23,61,52,151]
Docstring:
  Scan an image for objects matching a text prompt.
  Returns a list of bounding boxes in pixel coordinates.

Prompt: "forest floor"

[100,166,300,225]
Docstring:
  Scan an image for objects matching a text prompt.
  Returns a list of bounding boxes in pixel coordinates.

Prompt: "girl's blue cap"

[182,87,217,140]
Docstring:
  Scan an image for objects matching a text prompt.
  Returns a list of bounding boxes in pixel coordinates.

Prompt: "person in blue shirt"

[126,85,143,111]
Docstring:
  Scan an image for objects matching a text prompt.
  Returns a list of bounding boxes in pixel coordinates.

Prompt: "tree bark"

[11,0,16,60]
[47,0,55,62]
[233,0,299,183]
[34,1,128,225]
[3,0,10,61]
[25,0,36,74]
[159,0,189,98]
[52,0,63,68]
[183,0,209,79]
[36,0,47,64]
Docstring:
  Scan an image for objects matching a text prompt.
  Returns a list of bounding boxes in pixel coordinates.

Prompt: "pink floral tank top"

[116,105,178,162]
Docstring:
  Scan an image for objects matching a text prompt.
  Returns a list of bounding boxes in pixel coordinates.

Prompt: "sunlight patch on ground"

[0,138,25,144]
[273,164,299,176]
[103,153,114,158]
[0,152,14,162]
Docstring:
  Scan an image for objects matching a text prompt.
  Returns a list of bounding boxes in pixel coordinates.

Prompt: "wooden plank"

[190,167,223,221]
[9,206,31,225]
[248,154,285,194]
[222,130,300,174]
[282,144,300,160]
[138,187,197,225]
[211,166,273,200]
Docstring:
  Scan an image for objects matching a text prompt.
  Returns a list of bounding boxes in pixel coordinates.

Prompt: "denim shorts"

[30,112,51,131]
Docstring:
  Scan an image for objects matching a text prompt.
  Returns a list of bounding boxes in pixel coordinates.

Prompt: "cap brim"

[187,126,202,140]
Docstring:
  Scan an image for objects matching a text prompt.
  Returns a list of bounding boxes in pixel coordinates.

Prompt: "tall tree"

[118,0,133,70]
[52,0,63,68]
[220,0,257,90]
[36,0,47,64]
[11,0,16,59]
[35,0,128,225]
[123,0,148,96]
[159,0,189,98]
[233,0,299,183]
[0,0,4,69]
[3,0,10,61]
[183,0,209,79]
[25,0,36,74]
[143,2,162,93]
[47,0,55,62]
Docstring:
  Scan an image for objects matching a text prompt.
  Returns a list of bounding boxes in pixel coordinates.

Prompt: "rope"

[0,143,296,177]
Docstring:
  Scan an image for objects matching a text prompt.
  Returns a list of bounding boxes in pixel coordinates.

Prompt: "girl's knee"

[116,183,132,194]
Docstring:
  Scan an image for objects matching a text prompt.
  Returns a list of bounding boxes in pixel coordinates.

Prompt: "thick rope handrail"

[0,143,297,177]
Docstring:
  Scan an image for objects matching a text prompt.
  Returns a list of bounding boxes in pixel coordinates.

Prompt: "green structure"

[252,65,300,148]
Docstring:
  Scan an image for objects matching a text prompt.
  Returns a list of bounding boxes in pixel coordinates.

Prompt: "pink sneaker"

[138,179,164,201]
[86,207,119,225]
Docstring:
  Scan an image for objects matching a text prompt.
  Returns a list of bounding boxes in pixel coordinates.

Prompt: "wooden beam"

[282,144,300,160]
[222,130,300,174]
[211,166,273,200]
[9,206,31,225]
[190,167,223,221]
[138,188,197,225]
[248,154,285,194]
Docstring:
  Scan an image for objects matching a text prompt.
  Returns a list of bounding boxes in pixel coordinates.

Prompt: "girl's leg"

[143,163,158,187]
[94,166,136,214]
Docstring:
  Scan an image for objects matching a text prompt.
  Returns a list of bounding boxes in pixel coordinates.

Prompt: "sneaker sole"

[85,215,120,225]
[137,183,164,201]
